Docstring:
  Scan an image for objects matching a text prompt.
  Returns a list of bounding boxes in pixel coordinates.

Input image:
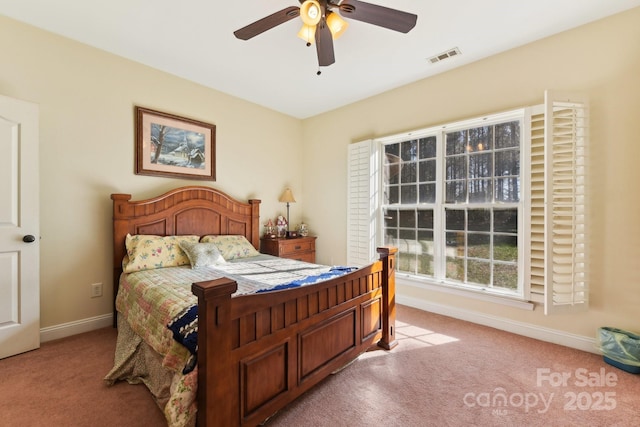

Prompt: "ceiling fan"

[233,0,417,71]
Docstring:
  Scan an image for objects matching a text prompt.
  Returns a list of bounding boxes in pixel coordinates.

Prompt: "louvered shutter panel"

[528,106,546,303]
[347,140,378,266]
[544,91,588,314]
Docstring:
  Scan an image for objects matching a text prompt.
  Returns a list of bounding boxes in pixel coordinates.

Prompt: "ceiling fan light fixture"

[297,24,316,45]
[300,0,322,26]
[326,12,348,39]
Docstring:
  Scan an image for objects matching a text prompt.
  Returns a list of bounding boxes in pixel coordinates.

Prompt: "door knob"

[23,235,36,243]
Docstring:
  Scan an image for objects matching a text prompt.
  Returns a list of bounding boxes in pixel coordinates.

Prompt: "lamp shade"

[297,24,316,45]
[327,12,348,39]
[278,188,296,203]
[300,0,322,26]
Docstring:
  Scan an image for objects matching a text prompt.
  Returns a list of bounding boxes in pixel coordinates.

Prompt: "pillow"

[123,234,199,272]
[201,235,260,261]
[179,241,226,268]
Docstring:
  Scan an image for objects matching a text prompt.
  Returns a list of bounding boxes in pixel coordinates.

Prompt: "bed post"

[192,278,239,427]
[377,246,398,350]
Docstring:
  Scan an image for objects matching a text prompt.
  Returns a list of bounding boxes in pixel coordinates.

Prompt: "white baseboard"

[40,313,114,343]
[397,295,600,355]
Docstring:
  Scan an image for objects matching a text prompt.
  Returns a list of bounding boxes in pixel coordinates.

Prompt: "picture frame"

[135,106,216,180]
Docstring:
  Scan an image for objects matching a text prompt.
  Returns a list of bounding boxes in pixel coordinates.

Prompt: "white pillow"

[179,241,226,268]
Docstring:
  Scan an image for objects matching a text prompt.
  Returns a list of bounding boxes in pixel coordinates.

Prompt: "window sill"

[396,273,535,311]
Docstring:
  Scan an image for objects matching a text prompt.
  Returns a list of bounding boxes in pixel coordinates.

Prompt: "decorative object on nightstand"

[278,188,296,238]
[260,235,317,263]
[263,219,276,239]
[276,215,288,238]
[298,223,309,237]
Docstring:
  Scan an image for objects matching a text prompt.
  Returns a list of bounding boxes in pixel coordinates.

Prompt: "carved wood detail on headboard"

[111,186,261,326]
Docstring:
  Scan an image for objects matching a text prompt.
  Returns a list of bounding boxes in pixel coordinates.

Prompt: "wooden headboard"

[111,186,261,324]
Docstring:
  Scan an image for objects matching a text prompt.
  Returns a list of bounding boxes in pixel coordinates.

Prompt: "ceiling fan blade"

[339,0,417,33]
[315,18,335,67]
[234,6,300,40]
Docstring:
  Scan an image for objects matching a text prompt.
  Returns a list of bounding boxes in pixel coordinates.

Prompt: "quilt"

[112,256,356,426]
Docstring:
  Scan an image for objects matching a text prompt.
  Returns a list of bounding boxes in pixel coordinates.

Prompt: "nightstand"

[260,236,316,263]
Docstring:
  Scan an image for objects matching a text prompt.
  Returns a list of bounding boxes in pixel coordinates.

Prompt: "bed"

[105,186,397,426]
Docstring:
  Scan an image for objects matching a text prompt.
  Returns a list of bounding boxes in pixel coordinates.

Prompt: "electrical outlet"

[91,282,103,298]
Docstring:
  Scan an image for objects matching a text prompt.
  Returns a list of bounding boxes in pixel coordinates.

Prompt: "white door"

[0,95,39,359]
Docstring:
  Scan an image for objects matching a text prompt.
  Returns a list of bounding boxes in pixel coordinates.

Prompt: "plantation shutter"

[528,106,546,303]
[347,140,378,266]
[543,90,588,314]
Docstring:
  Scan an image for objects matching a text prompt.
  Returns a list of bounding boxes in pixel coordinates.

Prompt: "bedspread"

[109,256,356,427]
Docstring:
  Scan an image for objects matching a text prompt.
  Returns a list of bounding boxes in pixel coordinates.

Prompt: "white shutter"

[528,106,546,303]
[347,140,378,266]
[544,91,588,314]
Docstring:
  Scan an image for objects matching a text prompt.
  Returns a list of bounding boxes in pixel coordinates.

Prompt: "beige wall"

[1,8,639,341]
[302,8,640,338]
[0,16,303,328]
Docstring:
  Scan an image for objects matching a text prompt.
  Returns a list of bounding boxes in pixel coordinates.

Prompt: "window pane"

[495,178,520,202]
[418,184,436,203]
[418,159,436,182]
[386,185,399,204]
[469,153,492,178]
[399,210,416,228]
[446,156,466,180]
[399,229,416,240]
[468,259,491,285]
[384,209,398,228]
[398,252,415,273]
[446,181,466,203]
[495,121,520,149]
[401,140,417,161]
[417,209,434,229]
[446,257,464,281]
[494,235,518,262]
[494,263,518,289]
[468,179,492,203]
[446,131,467,155]
[385,163,400,185]
[400,184,417,204]
[445,210,465,231]
[385,143,399,158]
[419,137,437,159]
[467,233,490,259]
[401,162,417,183]
[468,126,493,152]
[495,149,519,176]
[418,253,434,276]
[385,144,401,185]
[494,209,518,233]
[418,229,434,276]
[384,228,397,246]
[468,209,491,231]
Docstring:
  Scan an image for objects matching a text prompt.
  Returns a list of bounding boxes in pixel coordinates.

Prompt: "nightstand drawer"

[260,236,317,264]
[279,240,314,256]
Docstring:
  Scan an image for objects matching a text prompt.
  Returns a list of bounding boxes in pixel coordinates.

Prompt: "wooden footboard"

[192,247,397,427]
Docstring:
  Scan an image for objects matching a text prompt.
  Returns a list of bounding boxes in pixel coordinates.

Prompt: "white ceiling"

[1,1,639,118]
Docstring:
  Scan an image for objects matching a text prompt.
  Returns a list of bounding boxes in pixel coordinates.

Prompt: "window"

[347,91,588,312]
[381,113,525,296]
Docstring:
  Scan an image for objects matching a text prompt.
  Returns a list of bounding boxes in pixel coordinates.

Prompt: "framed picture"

[135,106,216,180]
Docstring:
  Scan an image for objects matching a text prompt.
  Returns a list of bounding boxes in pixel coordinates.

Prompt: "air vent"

[428,47,462,64]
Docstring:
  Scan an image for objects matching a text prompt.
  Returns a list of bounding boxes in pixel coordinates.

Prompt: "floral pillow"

[201,235,260,261]
[179,241,226,268]
[123,234,199,272]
